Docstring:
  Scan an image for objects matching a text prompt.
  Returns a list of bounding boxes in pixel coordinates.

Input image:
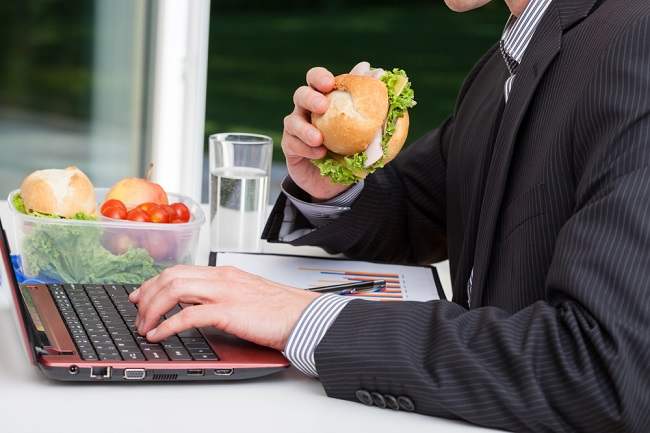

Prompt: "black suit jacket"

[263,0,650,431]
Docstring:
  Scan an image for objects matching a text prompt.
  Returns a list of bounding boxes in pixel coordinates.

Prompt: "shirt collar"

[501,0,554,64]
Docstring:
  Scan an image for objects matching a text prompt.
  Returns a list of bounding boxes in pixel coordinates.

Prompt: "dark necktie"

[499,40,519,76]
[467,41,518,307]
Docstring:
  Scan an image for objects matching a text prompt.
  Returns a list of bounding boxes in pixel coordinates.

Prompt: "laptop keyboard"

[48,283,218,362]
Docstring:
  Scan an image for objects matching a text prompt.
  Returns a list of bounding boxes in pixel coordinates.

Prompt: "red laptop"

[1,217,288,381]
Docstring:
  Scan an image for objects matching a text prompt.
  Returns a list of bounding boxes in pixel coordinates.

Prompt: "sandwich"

[311,65,416,184]
[14,166,96,219]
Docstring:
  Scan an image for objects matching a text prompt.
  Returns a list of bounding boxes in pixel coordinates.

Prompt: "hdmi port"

[213,368,234,376]
[124,368,146,380]
[186,369,205,376]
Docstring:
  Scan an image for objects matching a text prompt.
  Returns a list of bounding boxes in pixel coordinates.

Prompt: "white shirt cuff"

[281,177,364,228]
[283,294,355,377]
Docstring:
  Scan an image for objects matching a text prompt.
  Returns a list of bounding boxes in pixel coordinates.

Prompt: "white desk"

[0,202,501,433]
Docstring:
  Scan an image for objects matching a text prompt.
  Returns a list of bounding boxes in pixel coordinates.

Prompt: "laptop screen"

[0,218,38,364]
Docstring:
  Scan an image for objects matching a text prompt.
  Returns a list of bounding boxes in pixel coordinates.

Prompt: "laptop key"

[116,341,139,350]
[120,349,145,361]
[180,337,206,345]
[188,348,214,355]
[108,330,132,337]
[166,348,192,361]
[99,353,121,361]
[139,343,163,349]
[162,342,185,350]
[80,348,98,358]
[177,328,202,338]
[142,348,168,361]
[184,342,211,350]
[192,353,218,360]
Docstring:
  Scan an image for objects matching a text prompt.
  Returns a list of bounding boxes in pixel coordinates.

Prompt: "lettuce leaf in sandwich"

[12,193,95,221]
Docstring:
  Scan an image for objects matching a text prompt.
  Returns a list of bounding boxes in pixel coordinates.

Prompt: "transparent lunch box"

[8,188,205,284]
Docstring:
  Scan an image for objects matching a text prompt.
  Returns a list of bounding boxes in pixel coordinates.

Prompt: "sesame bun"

[20,166,96,218]
[311,74,389,156]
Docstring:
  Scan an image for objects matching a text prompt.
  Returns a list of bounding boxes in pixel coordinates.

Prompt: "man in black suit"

[132,0,650,431]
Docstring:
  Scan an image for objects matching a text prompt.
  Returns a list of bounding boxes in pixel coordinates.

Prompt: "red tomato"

[170,202,190,222]
[101,199,126,214]
[148,206,170,224]
[170,218,184,224]
[101,205,127,220]
[137,202,159,214]
[126,208,151,222]
[160,204,176,220]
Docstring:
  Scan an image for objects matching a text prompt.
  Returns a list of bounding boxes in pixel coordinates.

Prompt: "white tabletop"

[0,202,500,433]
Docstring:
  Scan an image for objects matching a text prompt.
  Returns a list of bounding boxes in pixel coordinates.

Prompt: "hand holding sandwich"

[282,61,415,201]
[282,66,350,200]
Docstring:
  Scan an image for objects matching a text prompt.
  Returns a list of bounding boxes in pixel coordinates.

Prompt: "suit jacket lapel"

[468,5,563,309]
[557,0,601,30]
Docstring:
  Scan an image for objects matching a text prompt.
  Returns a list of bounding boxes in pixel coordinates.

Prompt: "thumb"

[350,61,371,76]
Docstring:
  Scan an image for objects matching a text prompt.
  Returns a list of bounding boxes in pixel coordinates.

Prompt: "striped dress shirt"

[283,0,553,377]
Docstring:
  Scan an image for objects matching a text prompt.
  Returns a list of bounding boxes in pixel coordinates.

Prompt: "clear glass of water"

[208,133,272,253]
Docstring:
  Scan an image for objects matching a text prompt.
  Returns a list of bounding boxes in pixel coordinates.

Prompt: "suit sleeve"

[314,16,650,433]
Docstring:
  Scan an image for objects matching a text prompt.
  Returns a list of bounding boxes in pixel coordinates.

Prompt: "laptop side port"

[90,366,111,379]
[213,368,234,376]
[186,369,205,376]
[123,368,146,380]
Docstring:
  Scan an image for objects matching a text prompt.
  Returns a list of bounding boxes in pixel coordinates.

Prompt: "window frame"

[147,0,211,202]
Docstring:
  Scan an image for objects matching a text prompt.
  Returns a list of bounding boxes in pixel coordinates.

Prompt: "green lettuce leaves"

[312,67,416,184]
[21,223,162,284]
[312,152,367,185]
[380,68,416,151]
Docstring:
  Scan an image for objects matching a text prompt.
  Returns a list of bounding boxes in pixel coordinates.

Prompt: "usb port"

[186,369,205,376]
[213,368,233,376]
[124,368,146,380]
[90,366,111,379]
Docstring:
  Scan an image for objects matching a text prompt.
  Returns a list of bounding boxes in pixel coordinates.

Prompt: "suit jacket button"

[371,392,386,409]
[384,394,399,410]
[398,396,415,412]
[355,390,373,406]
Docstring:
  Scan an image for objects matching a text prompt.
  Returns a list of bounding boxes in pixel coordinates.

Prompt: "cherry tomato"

[160,204,176,220]
[170,202,190,222]
[137,202,159,214]
[148,206,170,224]
[126,208,151,222]
[101,205,127,220]
[170,218,184,224]
[101,199,126,214]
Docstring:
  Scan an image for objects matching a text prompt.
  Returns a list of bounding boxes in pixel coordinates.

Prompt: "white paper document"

[215,252,440,301]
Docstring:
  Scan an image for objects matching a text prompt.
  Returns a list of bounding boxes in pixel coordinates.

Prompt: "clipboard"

[209,251,446,301]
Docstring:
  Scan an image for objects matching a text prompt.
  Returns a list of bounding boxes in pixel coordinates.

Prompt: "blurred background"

[0,0,506,202]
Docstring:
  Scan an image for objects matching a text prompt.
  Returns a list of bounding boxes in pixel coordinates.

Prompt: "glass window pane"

[0,0,148,197]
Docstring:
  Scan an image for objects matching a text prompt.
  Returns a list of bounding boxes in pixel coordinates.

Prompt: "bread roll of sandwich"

[20,166,96,218]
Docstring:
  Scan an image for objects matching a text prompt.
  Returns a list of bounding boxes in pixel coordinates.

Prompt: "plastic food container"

[8,188,205,284]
